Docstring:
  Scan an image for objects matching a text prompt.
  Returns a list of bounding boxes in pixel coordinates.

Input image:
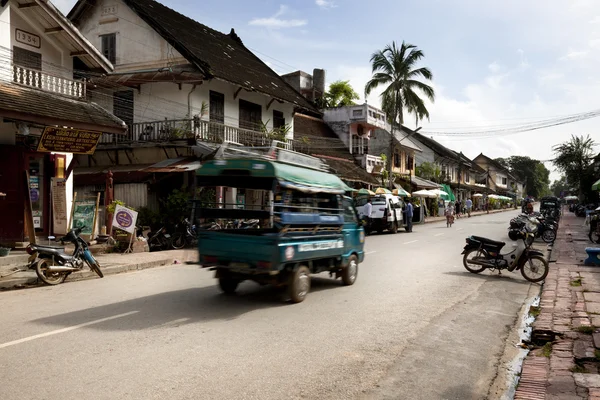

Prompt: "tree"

[319,80,359,108]
[553,134,596,199]
[364,41,435,187]
[550,176,570,197]
[495,156,550,199]
[415,162,441,183]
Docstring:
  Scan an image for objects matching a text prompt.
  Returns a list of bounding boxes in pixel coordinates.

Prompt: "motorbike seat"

[471,236,506,249]
[32,245,73,259]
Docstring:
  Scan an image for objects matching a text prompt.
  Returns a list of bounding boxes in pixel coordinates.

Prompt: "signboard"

[37,127,102,155]
[15,29,40,48]
[112,204,138,234]
[71,200,97,236]
[51,178,68,235]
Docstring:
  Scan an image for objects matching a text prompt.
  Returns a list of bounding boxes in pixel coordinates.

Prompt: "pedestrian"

[444,202,455,227]
[455,199,462,219]
[405,199,414,232]
[465,198,473,218]
[363,198,373,226]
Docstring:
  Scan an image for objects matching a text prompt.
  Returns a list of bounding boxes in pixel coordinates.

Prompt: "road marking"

[365,251,377,255]
[0,311,139,350]
[434,233,445,237]
[156,318,191,328]
[404,240,418,245]
[486,310,515,317]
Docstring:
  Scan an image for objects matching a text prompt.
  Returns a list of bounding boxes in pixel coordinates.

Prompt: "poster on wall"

[71,200,97,236]
[51,178,68,235]
[111,205,138,234]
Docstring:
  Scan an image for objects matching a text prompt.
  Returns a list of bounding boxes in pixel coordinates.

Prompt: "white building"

[67,0,318,210]
[0,0,124,245]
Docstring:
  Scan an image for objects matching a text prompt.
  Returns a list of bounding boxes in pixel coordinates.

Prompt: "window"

[465,173,470,183]
[502,177,507,185]
[13,46,41,70]
[100,33,116,64]
[352,109,362,117]
[273,110,285,130]
[342,197,358,223]
[239,99,262,131]
[405,153,414,171]
[394,152,401,168]
[113,91,133,126]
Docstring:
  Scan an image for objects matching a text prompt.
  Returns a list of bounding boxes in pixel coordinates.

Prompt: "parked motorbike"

[509,214,556,243]
[589,211,600,244]
[147,226,171,251]
[171,218,198,249]
[26,226,104,285]
[233,219,260,229]
[462,228,549,283]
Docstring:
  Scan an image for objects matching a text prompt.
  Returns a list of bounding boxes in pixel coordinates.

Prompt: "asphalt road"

[0,209,538,400]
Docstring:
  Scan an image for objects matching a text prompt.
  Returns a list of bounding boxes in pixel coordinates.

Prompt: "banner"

[112,204,138,234]
[51,178,68,235]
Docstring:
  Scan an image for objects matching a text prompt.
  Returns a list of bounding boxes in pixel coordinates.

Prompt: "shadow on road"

[443,270,534,286]
[31,275,345,332]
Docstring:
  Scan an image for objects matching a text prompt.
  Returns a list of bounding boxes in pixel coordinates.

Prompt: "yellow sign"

[37,127,102,155]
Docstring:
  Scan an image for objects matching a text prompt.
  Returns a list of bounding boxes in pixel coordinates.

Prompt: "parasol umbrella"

[473,193,484,197]
[392,187,411,197]
[429,188,449,199]
[412,189,437,198]
[375,187,392,194]
[357,188,375,196]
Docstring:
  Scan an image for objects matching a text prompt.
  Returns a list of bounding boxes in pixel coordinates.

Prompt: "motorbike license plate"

[230,262,249,269]
[164,234,171,238]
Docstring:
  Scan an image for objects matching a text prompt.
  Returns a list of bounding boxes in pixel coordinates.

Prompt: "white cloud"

[488,62,502,73]
[249,5,307,29]
[560,50,589,60]
[315,0,337,9]
[590,16,600,24]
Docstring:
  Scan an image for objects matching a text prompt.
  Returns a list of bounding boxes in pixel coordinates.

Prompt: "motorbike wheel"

[541,229,556,244]
[85,259,104,278]
[521,255,549,283]
[36,259,68,285]
[170,232,186,249]
[462,249,486,274]
[590,230,600,244]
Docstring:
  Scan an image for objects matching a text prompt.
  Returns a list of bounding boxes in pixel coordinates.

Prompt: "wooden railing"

[99,118,308,153]
[13,65,86,98]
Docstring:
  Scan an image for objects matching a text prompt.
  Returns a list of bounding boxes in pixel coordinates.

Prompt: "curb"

[423,208,516,224]
[0,256,177,291]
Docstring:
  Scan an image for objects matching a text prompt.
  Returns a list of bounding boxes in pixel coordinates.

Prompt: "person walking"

[363,198,373,230]
[455,199,462,219]
[445,202,455,227]
[405,199,414,232]
[465,198,473,217]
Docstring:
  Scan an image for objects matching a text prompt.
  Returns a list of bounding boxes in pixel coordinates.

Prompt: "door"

[239,99,262,131]
[0,146,25,243]
[209,91,224,140]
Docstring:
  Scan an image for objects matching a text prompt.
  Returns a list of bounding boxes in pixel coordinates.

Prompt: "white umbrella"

[429,188,448,197]
[412,189,437,198]
[473,193,484,197]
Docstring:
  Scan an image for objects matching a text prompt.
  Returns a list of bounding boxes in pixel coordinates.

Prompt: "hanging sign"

[37,127,102,155]
[112,204,138,234]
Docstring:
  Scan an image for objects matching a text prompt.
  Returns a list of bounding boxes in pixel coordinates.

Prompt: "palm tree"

[364,41,435,126]
[553,134,596,198]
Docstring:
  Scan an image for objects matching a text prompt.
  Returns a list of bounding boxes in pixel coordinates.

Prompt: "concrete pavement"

[0,209,533,400]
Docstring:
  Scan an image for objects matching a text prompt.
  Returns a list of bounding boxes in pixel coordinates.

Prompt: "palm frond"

[407,67,433,81]
[406,79,435,102]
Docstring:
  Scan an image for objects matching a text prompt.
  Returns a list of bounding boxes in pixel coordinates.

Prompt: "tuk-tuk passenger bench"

[585,248,600,266]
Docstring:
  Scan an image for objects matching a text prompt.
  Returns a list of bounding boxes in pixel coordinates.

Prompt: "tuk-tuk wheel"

[288,265,310,303]
[342,255,359,286]
[218,277,239,295]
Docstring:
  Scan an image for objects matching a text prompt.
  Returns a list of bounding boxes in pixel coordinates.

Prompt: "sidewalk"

[515,210,600,400]
[0,249,198,290]
[423,207,516,224]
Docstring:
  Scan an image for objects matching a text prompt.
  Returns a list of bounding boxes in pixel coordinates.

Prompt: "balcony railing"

[99,118,308,153]
[13,65,86,98]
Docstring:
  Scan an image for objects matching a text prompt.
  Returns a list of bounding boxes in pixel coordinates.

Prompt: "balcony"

[99,118,309,153]
[348,104,387,129]
[362,154,384,174]
[12,65,86,99]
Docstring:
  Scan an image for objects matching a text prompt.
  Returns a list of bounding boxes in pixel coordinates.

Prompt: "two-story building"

[0,0,125,245]
[67,0,319,210]
[472,153,514,197]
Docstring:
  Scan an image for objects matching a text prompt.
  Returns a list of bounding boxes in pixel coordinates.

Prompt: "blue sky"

[55,0,600,182]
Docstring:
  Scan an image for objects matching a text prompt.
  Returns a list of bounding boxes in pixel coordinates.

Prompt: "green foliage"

[550,176,571,197]
[160,188,191,222]
[137,207,160,228]
[553,134,597,200]
[320,80,360,108]
[541,342,553,358]
[365,40,435,126]
[259,120,291,142]
[106,200,126,215]
[495,156,550,199]
[416,162,441,183]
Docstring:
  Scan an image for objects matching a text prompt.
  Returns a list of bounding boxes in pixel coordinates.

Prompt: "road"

[0,209,538,400]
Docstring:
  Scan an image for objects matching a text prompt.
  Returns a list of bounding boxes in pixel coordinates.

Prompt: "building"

[281,69,326,104]
[67,0,319,210]
[473,153,520,200]
[0,0,125,245]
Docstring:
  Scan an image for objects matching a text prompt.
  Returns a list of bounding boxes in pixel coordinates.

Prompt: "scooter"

[147,226,171,251]
[26,226,104,285]
[462,227,549,283]
[171,218,198,249]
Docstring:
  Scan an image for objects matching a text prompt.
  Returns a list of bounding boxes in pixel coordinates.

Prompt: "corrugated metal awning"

[144,158,202,173]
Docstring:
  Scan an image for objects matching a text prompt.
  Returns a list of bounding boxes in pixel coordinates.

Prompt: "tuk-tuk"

[194,147,365,303]
[540,196,561,217]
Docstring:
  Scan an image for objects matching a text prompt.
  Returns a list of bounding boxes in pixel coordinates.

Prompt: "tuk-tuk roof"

[196,159,352,194]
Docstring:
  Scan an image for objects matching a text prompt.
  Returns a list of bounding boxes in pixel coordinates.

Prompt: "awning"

[411,176,440,190]
[145,158,202,173]
[440,184,456,201]
[0,82,126,134]
[593,179,600,191]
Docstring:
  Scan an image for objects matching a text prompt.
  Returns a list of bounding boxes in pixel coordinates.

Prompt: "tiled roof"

[294,114,378,185]
[69,0,317,112]
[0,82,126,134]
[411,131,458,160]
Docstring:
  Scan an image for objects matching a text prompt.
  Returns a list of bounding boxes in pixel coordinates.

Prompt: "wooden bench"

[585,248,600,266]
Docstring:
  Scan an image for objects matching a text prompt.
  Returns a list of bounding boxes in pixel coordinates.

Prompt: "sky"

[54,0,600,182]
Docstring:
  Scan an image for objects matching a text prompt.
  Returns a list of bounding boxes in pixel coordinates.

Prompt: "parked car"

[361,194,404,234]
